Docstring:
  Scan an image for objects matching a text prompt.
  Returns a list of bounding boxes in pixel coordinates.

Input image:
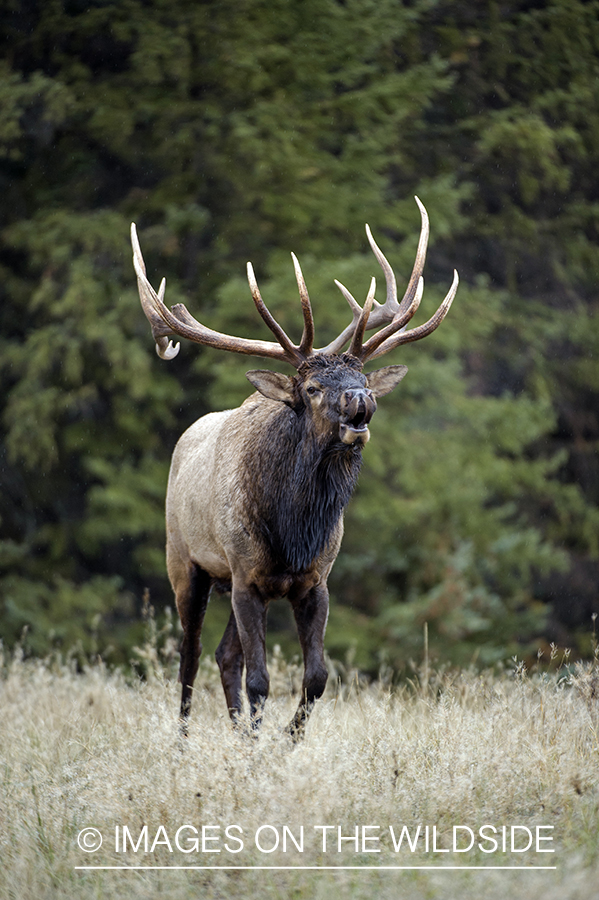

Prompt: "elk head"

[245,353,406,450]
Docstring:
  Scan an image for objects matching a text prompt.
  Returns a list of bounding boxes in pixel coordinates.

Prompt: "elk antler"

[131,224,314,369]
[132,197,457,369]
[321,197,458,361]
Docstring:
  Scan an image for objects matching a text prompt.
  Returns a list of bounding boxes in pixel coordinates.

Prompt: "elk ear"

[246,370,297,404]
[366,365,408,398]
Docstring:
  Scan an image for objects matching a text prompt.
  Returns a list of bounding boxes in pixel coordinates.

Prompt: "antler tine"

[398,196,429,316]
[246,263,304,366]
[365,269,459,362]
[291,252,315,356]
[316,280,362,355]
[348,277,376,358]
[132,224,180,359]
[131,224,304,367]
[363,195,429,324]
[365,224,399,317]
[156,278,180,359]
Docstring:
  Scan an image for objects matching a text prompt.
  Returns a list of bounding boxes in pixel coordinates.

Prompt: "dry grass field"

[1,641,597,900]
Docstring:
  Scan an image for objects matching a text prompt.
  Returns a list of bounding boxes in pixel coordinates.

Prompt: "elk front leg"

[231,580,269,728]
[287,583,330,740]
[215,610,244,721]
[172,561,212,727]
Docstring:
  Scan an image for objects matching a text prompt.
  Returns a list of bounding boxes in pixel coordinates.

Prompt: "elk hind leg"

[215,610,244,722]
[231,581,269,729]
[173,562,212,726]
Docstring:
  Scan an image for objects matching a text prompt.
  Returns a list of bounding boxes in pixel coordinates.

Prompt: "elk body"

[131,199,458,738]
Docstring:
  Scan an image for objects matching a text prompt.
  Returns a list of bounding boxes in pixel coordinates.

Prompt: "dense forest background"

[0,0,598,672]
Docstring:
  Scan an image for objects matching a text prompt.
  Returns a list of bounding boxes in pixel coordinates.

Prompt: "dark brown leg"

[215,610,244,721]
[231,581,269,728]
[177,564,212,726]
[287,584,330,740]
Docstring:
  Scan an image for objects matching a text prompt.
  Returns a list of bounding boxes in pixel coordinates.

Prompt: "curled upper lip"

[340,389,376,430]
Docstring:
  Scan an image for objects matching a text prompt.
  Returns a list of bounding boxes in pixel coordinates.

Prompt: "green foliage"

[0,0,597,669]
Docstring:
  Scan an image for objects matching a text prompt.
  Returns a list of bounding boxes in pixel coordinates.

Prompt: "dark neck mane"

[245,403,362,573]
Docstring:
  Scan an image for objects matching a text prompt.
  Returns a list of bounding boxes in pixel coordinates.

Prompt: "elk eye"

[306,386,320,396]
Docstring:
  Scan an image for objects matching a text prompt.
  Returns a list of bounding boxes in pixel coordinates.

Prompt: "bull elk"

[131,198,458,738]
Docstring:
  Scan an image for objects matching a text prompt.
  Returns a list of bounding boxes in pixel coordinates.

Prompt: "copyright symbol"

[77,827,103,852]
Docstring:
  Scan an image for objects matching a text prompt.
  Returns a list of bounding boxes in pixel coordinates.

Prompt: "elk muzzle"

[339,388,376,445]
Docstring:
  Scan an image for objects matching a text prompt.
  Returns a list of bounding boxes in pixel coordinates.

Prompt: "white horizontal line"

[75,865,557,871]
